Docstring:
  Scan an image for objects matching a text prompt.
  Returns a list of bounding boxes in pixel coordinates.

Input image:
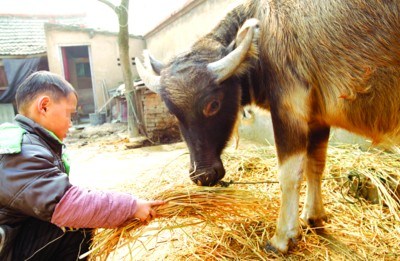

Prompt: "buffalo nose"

[213,161,225,182]
[190,163,225,187]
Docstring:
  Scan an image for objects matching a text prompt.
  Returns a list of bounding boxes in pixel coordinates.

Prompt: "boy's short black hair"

[16,71,77,113]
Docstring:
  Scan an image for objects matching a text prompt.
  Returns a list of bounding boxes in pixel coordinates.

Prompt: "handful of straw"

[84,186,268,260]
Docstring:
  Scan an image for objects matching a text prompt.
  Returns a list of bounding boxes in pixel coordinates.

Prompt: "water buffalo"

[136,0,400,253]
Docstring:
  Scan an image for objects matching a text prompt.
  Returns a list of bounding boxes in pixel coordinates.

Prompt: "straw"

[85,186,270,260]
[86,142,400,260]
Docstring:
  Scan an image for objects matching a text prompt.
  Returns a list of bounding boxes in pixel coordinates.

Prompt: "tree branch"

[97,0,117,12]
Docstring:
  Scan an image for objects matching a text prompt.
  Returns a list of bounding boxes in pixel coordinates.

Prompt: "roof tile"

[0,15,84,56]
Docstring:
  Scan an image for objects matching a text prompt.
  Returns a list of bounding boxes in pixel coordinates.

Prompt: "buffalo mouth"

[189,160,225,186]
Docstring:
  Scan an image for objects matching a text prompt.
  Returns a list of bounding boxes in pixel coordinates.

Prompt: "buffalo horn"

[135,51,161,94]
[207,19,259,83]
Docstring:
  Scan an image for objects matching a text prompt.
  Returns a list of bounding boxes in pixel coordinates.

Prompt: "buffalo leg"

[267,102,308,253]
[300,125,330,227]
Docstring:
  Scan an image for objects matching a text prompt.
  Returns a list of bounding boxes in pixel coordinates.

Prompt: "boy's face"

[39,93,77,141]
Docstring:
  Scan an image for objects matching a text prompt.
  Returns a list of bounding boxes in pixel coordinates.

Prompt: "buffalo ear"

[144,50,164,75]
[207,19,260,83]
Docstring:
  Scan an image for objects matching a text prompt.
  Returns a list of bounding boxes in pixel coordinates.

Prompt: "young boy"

[0,71,164,260]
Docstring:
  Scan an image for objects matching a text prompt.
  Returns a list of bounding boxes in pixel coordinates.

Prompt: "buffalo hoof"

[264,241,280,254]
[264,237,298,254]
[300,215,328,230]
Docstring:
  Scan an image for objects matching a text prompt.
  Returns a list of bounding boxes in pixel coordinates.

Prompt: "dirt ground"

[65,123,189,191]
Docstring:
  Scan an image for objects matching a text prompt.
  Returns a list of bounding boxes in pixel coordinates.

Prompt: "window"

[76,62,91,77]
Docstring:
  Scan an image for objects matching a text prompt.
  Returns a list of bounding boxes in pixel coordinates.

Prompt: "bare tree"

[97,0,141,137]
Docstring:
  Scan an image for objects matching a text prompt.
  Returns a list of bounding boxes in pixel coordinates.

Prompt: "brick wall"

[142,91,181,143]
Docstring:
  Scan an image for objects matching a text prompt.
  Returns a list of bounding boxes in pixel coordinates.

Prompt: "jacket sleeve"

[0,142,71,222]
[51,186,138,228]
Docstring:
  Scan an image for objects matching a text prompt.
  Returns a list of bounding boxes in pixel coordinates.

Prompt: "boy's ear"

[37,96,51,115]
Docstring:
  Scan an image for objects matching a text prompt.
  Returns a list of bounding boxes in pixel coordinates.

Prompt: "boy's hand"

[134,199,165,223]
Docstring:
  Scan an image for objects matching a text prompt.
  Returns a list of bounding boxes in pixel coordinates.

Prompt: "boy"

[0,71,164,260]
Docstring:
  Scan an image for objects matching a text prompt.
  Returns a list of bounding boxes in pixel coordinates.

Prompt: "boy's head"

[16,71,78,141]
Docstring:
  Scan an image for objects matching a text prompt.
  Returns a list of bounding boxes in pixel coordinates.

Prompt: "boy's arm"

[51,185,138,228]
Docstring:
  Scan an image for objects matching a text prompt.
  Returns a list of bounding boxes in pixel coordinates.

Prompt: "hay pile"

[86,142,400,260]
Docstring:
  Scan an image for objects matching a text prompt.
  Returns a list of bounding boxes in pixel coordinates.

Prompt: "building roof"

[44,22,144,40]
[0,15,84,57]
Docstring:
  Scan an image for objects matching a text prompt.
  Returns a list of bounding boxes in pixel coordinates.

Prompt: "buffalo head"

[136,19,259,186]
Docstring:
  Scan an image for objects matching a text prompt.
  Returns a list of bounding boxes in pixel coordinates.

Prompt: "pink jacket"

[51,185,138,228]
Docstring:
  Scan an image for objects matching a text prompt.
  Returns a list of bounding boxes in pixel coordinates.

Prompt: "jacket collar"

[14,114,64,155]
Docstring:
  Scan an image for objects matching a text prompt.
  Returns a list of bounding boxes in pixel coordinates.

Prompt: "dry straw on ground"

[86,142,400,260]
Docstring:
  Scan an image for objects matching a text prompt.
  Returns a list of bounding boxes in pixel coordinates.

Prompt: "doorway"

[61,45,94,123]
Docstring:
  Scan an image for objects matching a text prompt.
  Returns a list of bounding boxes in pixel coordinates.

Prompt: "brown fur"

[240,0,400,145]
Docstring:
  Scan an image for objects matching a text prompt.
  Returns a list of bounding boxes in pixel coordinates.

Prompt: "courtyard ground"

[65,123,187,191]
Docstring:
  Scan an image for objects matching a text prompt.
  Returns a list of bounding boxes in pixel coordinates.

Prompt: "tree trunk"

[98,0,141,137]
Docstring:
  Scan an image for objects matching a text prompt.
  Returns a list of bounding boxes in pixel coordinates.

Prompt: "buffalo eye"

[203,99,221,117]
